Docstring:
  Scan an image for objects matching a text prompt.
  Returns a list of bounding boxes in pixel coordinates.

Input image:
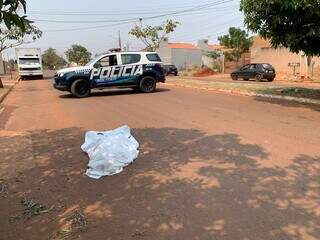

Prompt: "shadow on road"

[0,127,319,239]
[254,96,320,112]
[59,88,171,99]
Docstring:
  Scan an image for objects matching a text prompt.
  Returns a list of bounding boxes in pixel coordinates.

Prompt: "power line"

[42,21,134,33]
[40,0,239,35]
[33,0,234,24]
[29,2,238,17]
[173,17,242,39]
[29,0,236,15]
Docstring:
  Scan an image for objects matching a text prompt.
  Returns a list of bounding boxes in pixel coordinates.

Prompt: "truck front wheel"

[71,79,91,98]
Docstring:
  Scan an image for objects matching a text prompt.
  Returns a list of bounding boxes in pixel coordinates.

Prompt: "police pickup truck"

[53,52,166,98]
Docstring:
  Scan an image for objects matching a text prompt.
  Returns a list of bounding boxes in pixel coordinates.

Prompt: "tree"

[0,24,42,52]
[0,0,31,32]
[207,51,221,60]
[0,0,36,88]
[240,0,320,56]
[218,27,253,61]
[42,48,67,70]
[129,19,179,51]
[65,44,92,66]
[240,0,320,78]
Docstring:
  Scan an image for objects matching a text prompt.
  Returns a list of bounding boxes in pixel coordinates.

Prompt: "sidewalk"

[0,72,19,104]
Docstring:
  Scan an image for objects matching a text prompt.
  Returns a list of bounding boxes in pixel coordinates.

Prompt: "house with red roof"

[158,38,202,69]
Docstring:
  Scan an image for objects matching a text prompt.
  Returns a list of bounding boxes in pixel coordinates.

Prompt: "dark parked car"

[163,64,178,76]
[231,63,276,82]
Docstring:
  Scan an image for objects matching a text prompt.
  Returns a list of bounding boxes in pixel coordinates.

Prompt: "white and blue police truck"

[53,51,166,98]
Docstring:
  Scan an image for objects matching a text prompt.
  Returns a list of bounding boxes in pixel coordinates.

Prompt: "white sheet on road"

[81,125,139,179]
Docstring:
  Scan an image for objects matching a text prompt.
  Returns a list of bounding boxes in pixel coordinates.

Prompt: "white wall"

[157,40,172,64]
[171,48,202,70]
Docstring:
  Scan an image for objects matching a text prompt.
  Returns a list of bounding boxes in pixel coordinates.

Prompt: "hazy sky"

[4,0,243,59]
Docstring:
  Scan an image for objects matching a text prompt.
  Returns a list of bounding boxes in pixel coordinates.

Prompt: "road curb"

[165,83,320,105]
[0,77,19,104]
[0,85,14,104]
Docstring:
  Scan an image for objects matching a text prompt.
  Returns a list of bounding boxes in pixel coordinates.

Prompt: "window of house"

[121,54,141,65]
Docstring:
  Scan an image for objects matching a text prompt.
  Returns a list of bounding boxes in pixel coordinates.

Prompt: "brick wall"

[224,52,251,74]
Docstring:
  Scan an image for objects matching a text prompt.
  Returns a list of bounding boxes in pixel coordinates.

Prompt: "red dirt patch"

[192,67,216,77]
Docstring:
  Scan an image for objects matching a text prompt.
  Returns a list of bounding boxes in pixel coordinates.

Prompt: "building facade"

[251,36,320,79]
[157,39,202,70]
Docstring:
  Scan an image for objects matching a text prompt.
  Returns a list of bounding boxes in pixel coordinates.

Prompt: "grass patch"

[167,77,276,93]
[256,87,320,100]
[167,78,320,100]
[10,197,55,221]
[50,209,88,240]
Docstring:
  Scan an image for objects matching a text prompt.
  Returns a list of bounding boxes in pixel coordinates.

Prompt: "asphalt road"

[0,75,319,240]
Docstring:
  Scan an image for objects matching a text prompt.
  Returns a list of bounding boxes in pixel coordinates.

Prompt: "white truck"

[15,48,43,79]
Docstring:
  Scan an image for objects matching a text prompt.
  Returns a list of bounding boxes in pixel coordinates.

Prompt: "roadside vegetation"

[42,48,67,70]
[50,209,88,240]
[10,197,55,222]
[218,27,253,61]
[129,19,179,51]
[180,66,216,77]
[240,0,320,79]
[257,87,320,100]
[65,44,92,66]
[0,0,42,88]
[167,77,320,101]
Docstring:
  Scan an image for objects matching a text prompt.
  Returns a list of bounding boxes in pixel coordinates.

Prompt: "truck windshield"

[19,58,40,65]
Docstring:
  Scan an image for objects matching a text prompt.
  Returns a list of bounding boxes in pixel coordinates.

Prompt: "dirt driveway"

[0,75,319,240]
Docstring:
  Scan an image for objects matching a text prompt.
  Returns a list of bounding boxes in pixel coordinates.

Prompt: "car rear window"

[146,53,161,62]
[121,54,141,65]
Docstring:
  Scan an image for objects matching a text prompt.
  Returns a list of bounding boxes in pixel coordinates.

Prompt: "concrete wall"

[157,40,172,65]
[251,46,320,79]
[312,58,320,78]
[224,52,251,74]
[171,48,202,70]
[251,47,301,75]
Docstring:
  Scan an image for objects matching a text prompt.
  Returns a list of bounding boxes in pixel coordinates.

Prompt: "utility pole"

[118,30,122,51]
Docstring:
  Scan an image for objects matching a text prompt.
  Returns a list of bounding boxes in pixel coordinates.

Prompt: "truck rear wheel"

[71,79,91,98]
[139,76,156,93]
